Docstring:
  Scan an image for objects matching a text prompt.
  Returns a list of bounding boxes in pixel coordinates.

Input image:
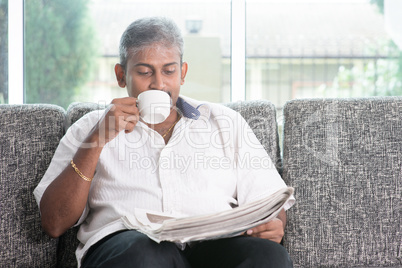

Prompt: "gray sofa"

[1,97,400,267]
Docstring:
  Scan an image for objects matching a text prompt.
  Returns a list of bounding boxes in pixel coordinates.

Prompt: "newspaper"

[122,187,294,244]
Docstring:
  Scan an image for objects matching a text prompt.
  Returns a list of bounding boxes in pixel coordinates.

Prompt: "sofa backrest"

[282,97,402,267]
[225,100,282,171]
[65,100,281,169]
[57,99,281,267]
[0,104,65,267]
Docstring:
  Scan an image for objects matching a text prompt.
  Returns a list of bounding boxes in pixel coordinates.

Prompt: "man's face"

[122,44,187,107]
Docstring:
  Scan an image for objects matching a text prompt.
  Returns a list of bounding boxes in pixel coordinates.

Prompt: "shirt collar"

[176,96,210,120]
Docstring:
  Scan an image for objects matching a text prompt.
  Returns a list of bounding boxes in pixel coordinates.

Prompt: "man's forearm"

[40,133,103,238]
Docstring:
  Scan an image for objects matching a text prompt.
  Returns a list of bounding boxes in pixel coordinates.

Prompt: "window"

[246,0,402,113]
[21,0,231,108]
[4,0,402,108]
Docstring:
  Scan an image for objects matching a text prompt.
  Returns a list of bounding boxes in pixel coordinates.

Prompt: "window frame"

[8,0,247,105]
[8,0,24,104]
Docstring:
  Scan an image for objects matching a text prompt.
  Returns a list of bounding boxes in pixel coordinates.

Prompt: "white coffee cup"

[136,90,172,124]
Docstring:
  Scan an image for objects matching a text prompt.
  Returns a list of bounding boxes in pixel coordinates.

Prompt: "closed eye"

[164,69,176,75]
[138,71,152,76]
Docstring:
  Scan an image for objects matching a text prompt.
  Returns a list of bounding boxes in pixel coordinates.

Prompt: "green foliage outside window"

[331,0,402,97]
[331,46,402,97]
[24,0,97,108]
[370,0,384,13]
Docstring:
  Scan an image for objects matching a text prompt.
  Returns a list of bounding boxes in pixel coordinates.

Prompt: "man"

[34,17,294,267]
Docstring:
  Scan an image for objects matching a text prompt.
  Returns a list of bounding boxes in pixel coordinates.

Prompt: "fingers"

[108,97,140,133]
[252,229,284,243]
[110,96,137,105]
[244,218,284,243]
[93,97,140,146]
[109,97,138,117]
[123,114,139,133]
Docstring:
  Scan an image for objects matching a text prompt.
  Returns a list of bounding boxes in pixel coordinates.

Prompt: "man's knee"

[83,230,190,268]
[187,236,293,268]
[110,231,189,267]
[138,239,187,266]
[246,239,293,268]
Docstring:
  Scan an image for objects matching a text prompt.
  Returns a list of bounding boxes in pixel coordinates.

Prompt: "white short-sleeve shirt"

[34,96,294,266]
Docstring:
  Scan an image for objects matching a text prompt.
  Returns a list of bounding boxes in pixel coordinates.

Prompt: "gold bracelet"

[70,160,93,182]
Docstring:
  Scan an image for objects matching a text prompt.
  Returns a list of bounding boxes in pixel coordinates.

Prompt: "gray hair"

[119,17,184,69]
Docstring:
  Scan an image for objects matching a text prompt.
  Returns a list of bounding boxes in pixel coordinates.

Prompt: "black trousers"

[82,230,293,268]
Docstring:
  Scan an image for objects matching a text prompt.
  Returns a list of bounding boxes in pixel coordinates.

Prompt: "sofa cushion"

[65,102,105,128]
[0,104,65,267]
[282,97,402,267]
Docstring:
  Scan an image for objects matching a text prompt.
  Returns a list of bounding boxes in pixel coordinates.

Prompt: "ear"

[114,64,126,88]
[180,62,188,85]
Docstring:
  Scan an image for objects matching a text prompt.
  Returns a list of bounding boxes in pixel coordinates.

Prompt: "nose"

[150,72,165,90]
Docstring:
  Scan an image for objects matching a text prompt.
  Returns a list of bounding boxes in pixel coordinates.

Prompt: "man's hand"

[93,97,140,146]
[245,218,284,243]
[244,209,286,244]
